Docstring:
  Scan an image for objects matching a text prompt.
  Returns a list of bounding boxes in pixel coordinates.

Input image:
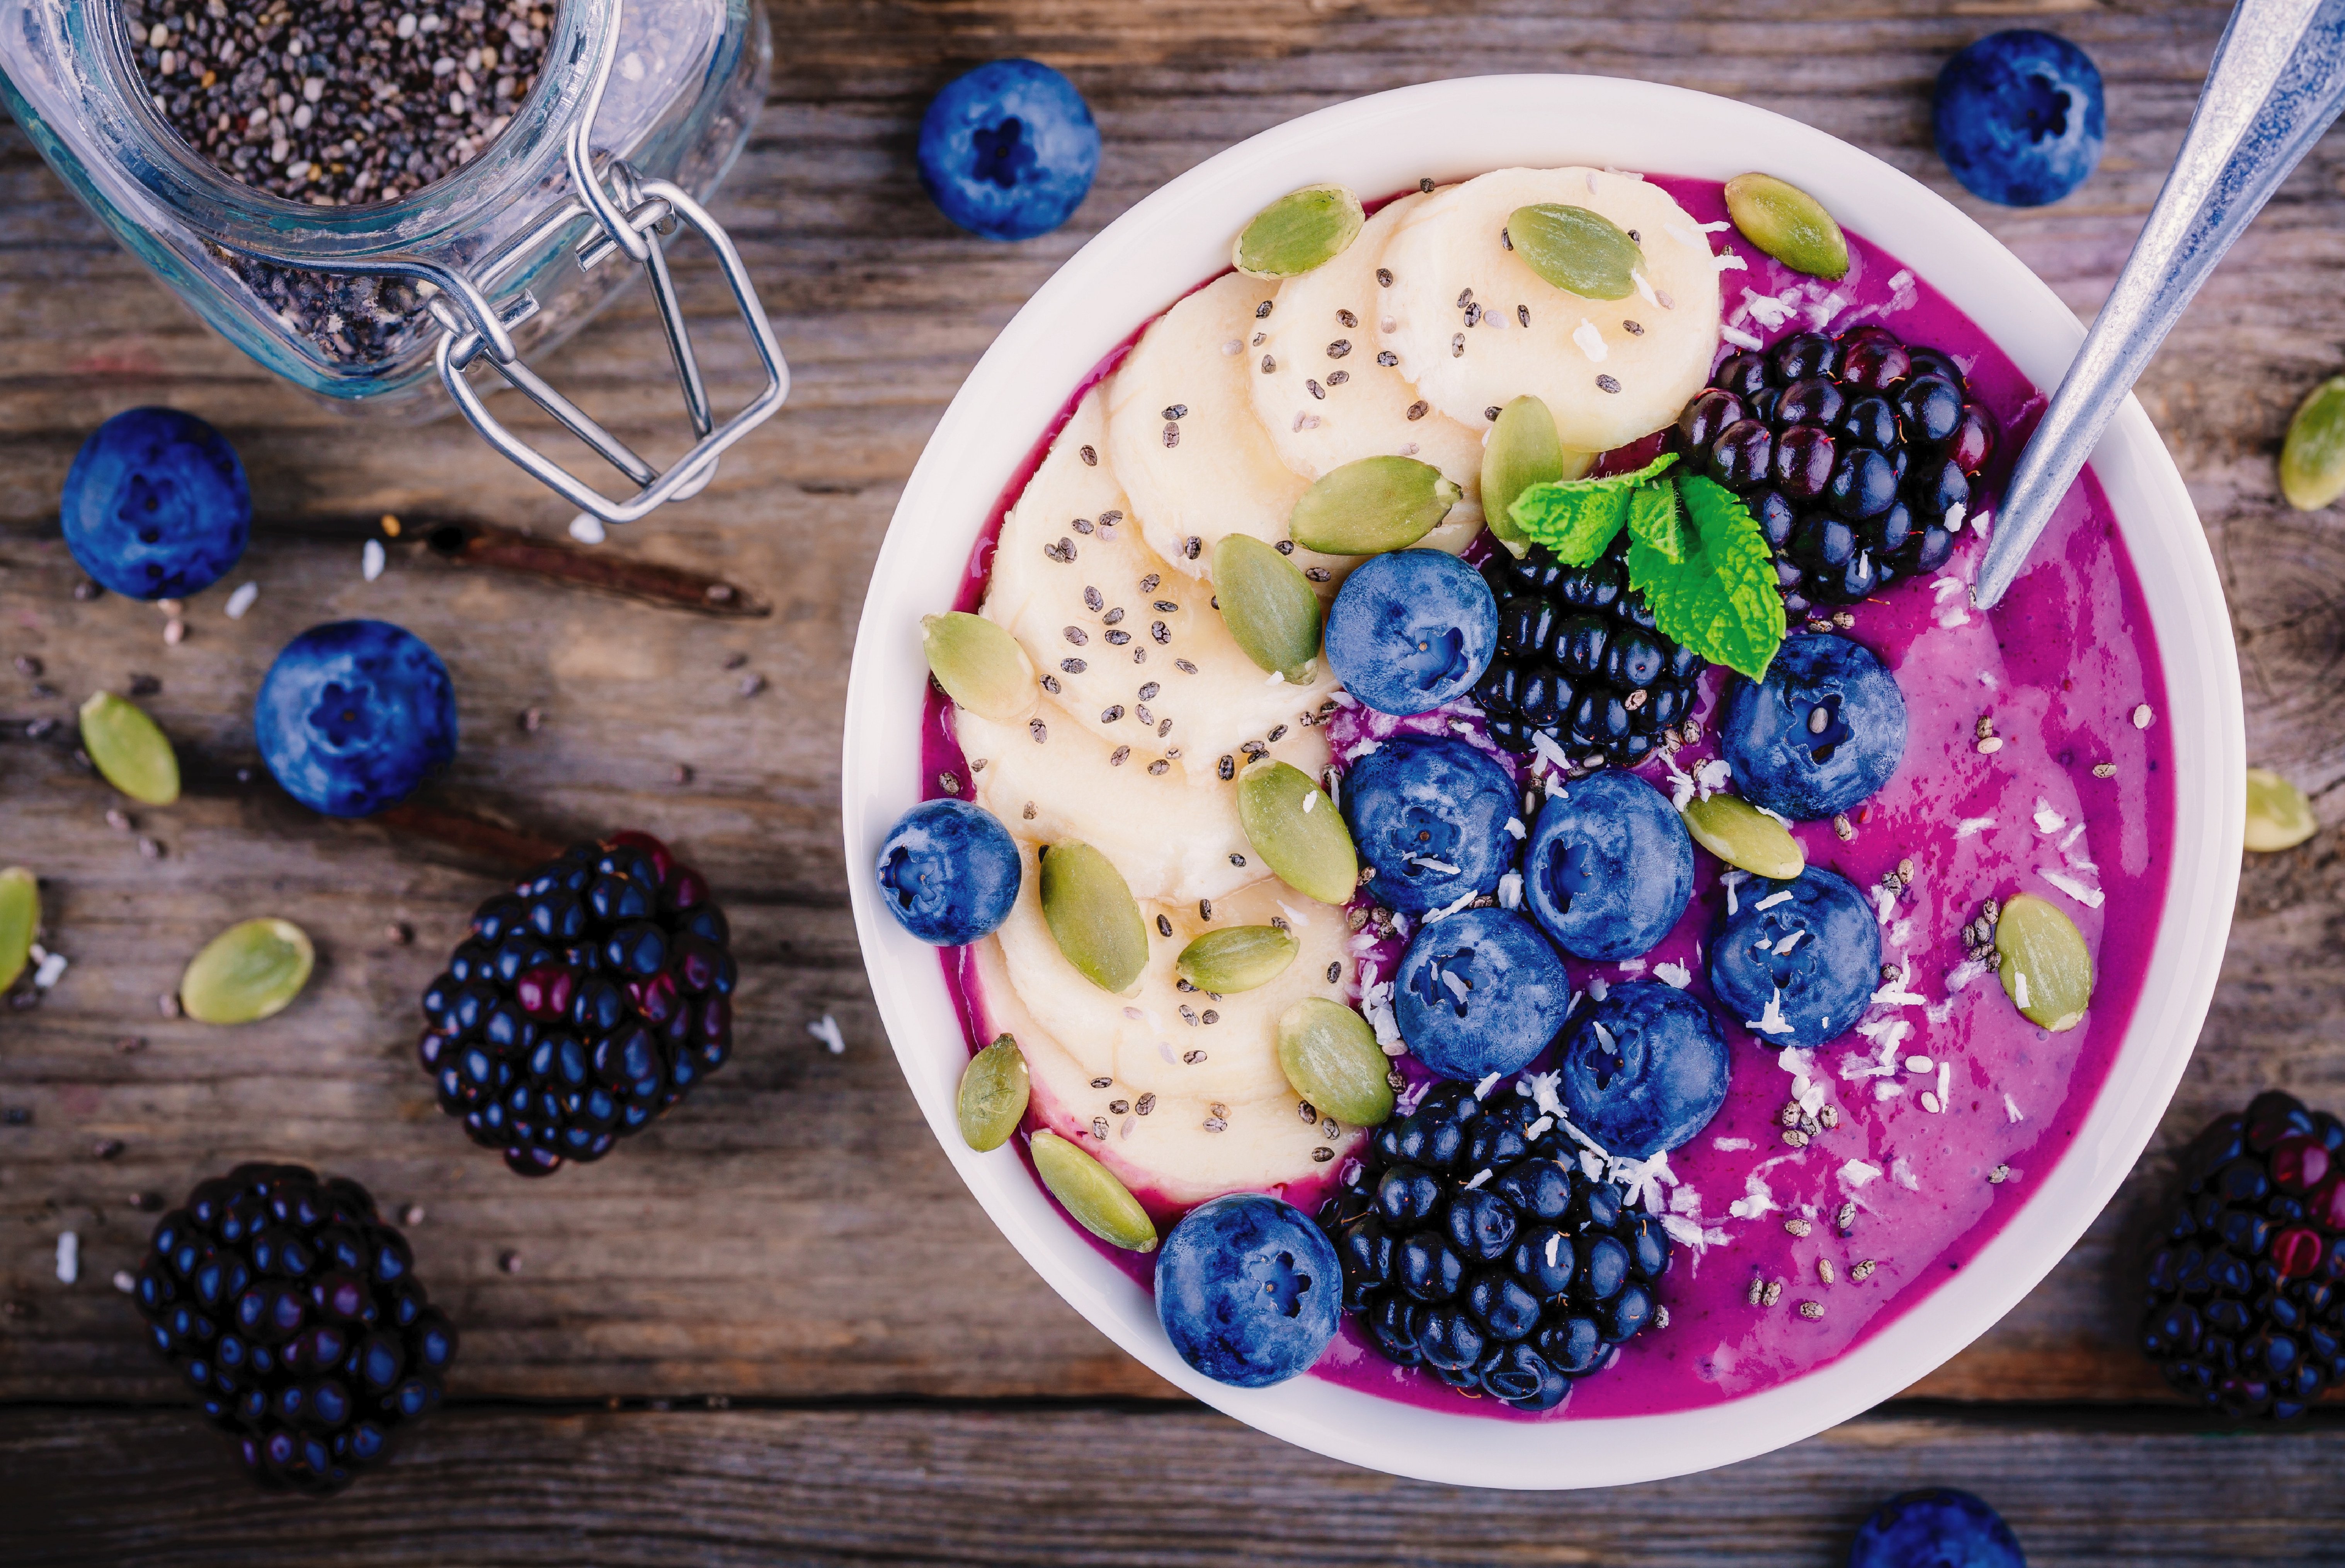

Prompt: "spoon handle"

[1972,0,2345,610]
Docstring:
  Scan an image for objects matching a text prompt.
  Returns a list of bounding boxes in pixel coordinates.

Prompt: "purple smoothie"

[918,174,2175,1420]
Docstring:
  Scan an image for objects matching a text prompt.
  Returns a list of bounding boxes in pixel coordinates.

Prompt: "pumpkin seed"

[921,612,1036,722]
[1232,184,1365,279]
[1038,841,1150,994]
[1481,397,1594,556]
[1212,535,1321,682]
[1287,456,1462,556]
[1236,758,1358,905]
[79,691,179,806]
[2280,375,2345,511]
[1507,204,1641,300]
[1030,1129,1157,1251]
[957,1033,1031,1151]
[1277,998,1394,1127]
[1722,173,1849,281]
[1994,893,2091,1033]
[1176,924,1300,993]
[2246,768,2318,852]
[0,867,36,995]
[1681,793,1805,880]
[180,917,315,1025]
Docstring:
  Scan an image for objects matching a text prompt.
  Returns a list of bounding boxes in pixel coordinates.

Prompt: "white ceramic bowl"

[840,74,2243,1490]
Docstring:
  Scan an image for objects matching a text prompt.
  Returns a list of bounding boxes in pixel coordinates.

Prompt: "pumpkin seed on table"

[1236,758,1358,906]
[1277,998,1394,1127]
[921,612,1036,721]
[1994,893,2091,1032]
[79,691,179,806]
[1722,173,1849,281]
[1038,841,1150,994]
[0,867,36,994]
[2245,768,2318,852]
[1233,184,1365,278]
[957,1033,1031,1151]
[1030,1129,1158,1251]
[1680,793,1805,880]
[1506,204,1641,300]
[2280,375,2345,511]
[1176,924,1299,994]
[180,918,315,1025]
[1287,456,1461,556]
[1212,535,1321,682]
[1481,396,1592,556]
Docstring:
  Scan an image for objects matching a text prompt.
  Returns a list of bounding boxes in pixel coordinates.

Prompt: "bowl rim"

[840,73,2243,1490]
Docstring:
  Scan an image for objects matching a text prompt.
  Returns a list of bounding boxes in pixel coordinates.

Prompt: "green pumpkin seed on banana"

[1233,185,1365,279]
[1212,535,1322,683]
[1176,925,1300,994]
[1276,998,1394,1128]
[922,612,1036,722]
[1038,842,1151,995]
[1236,758,1358,906]
[1482,395,1595,557]
[1287,456,1462,556]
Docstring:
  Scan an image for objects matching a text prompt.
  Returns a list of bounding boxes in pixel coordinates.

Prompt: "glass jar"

[0,0,787,523]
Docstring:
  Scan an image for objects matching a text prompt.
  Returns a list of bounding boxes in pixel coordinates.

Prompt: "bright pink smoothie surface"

[917,174,2175,1420]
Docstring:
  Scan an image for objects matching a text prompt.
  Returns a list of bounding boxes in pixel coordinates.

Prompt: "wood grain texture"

[1,0,2342,1469]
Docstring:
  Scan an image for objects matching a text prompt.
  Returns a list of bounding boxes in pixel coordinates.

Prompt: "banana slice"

[956,703,1329,907]
[1379,167,1722,453]
[1106,272,1343,581]
[972,936,1363,1208]
[1252,190,1491,494]
[983,386,1343,775]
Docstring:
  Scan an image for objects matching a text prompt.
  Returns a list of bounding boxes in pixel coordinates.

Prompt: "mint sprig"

[1508,457,1784,680]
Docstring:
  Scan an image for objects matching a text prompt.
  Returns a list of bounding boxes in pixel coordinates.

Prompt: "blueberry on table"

[1394,905,1572,1080]
[1559,981,1731,1156]
[255,620,456,818]
[61,406,250,599]
[1155,1193,1341,1388]
[875,798,1021,945]
[1848,1487,2028,1568]
[1720,632,1906,821]
[1325,549,1499,716]
[1341,734,1518,916]
[918,60,1099,241]
[1523,768,1693,961]
[1934,29,2105,208]
[1708,866,1881,1049]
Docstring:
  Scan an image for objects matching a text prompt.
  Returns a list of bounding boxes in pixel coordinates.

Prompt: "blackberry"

[1319,1083,1673,1411]
[133,1163,456,1496]
[1472,533,1707,769]
[2140,1091,2345,1419]
[1675,325,2000,614]
[418,831,737,1177]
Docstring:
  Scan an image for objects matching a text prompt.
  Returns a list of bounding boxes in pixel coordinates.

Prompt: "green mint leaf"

[1508,451,1680,566]
[1626,482,1685,564]
[1626,475,1785,681]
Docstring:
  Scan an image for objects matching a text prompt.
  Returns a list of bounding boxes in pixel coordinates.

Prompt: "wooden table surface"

[6,1,2345,1561]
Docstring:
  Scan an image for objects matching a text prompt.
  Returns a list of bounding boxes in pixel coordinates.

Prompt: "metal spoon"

[1972,0,2345,610]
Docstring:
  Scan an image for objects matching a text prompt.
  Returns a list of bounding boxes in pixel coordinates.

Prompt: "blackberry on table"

[1320,1083,1672,1411]
[418,831,737,1177]
[1675,325,2000,615]
[133,1163,456,1496]
[1473,533,1706,769]
[2140,1091,2345,1419]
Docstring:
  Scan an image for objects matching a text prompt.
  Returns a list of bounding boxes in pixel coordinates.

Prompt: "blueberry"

[1720,633,1906,820]
[1848,1488,2027,1568]
[254,621,456,818]
[1154,1193,1340,1388]
[917,61,1098,241]
[1934,29,2105,208]
[1559,981,1732,1156]
[61,407,250,600]
[1707,868,1880,1049]
[1523,769,1693,960]
[1325,550,1499,716]
[1341,735,1518,915]
[1394,906,1572,1080]
[874,799,1021,945]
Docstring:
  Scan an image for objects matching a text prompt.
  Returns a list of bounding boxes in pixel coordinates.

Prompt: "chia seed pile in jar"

[121,0,555,361]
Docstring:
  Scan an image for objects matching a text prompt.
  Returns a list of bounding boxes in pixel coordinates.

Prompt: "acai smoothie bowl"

[841,76,2241,1489]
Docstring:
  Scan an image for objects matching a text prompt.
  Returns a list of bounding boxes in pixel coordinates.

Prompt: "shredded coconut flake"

[2004,1094,2026,1124]
[224,582,260,619]
[1654,960,1692,989]
[1497,872,1524,911]
[1749,987,1796,1037]
[1720,869,1748,916]
[1504,817,1526,841]
[1839,1159,1882,1189]
[361,538,386,582]
[1718,320,1762,349]
[2039,867,2105,909]
[1955,816,1995,839]
[1713,1136,1755,1152]
[2033,801,2066,834]
[56,1231,78,1284]
[1715,252,1750,274]
[1572,318,1608,363]
[807,1015,845,1054]
[1754,890,1794,911]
